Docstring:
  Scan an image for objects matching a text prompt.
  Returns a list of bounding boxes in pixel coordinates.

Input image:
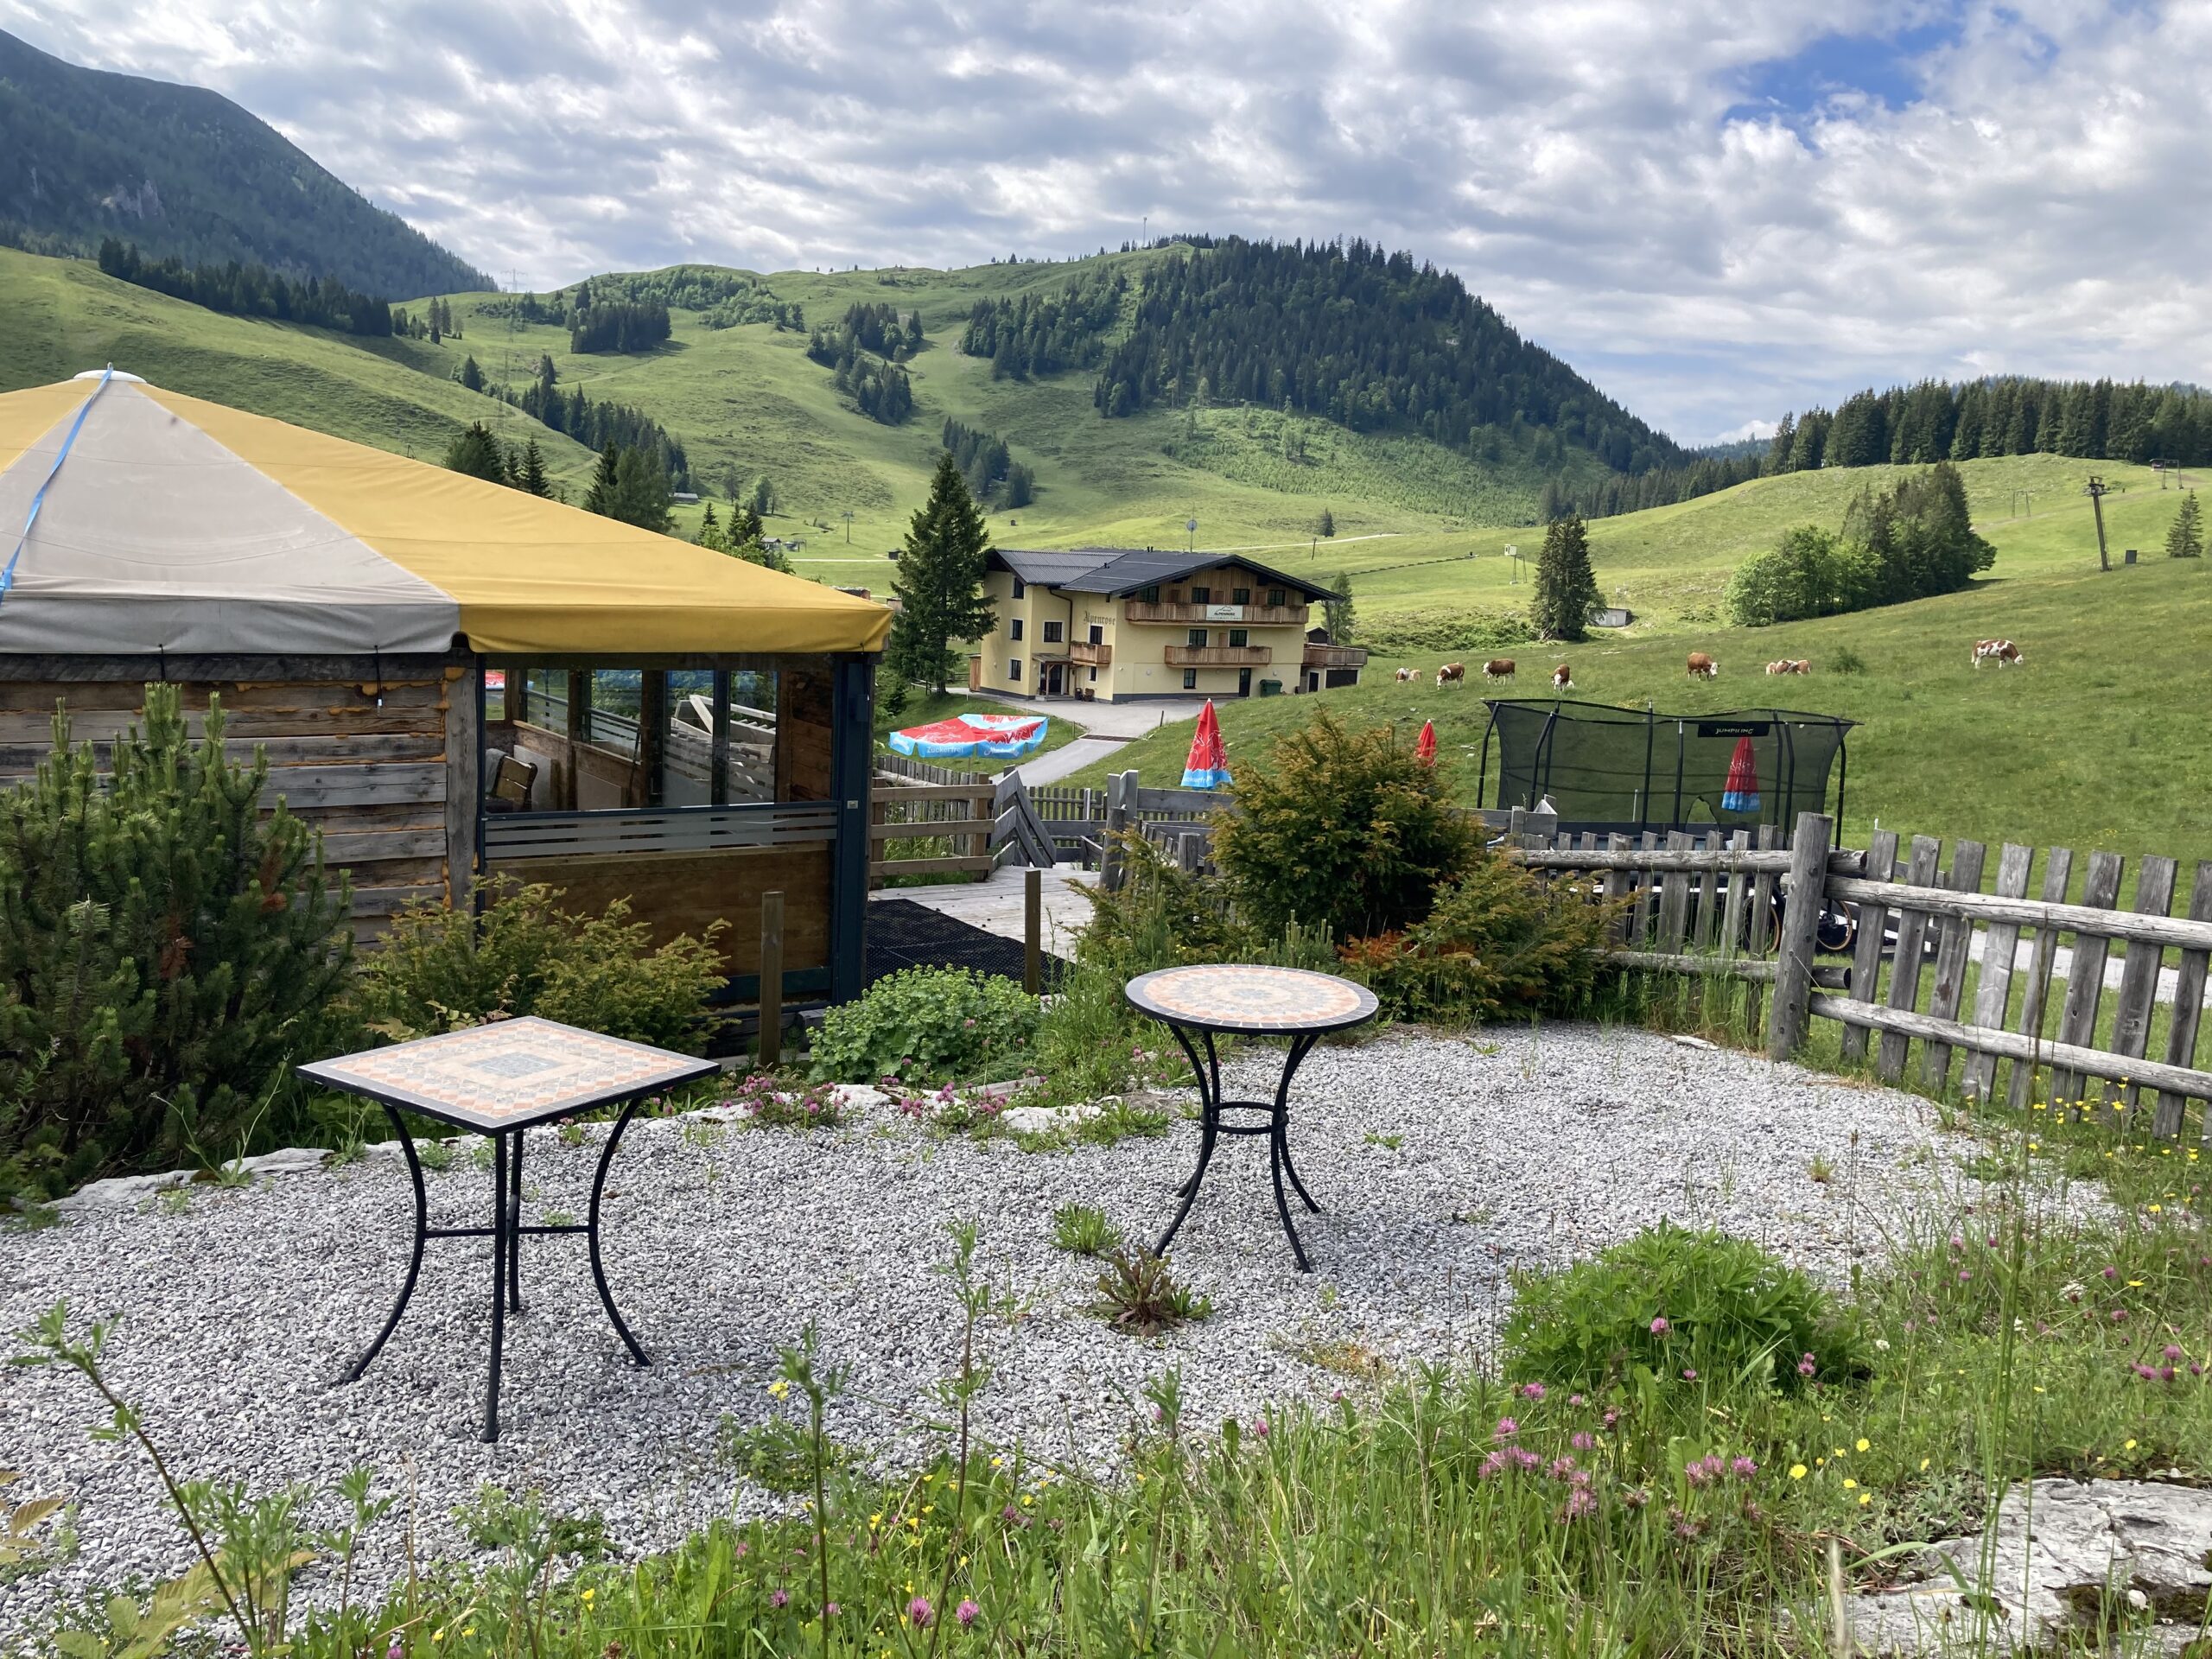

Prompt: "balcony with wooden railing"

[1302,643,1369,671]
[1121,601,1309,626]
[1068,639,1112,668]
[1163,644,1274,668]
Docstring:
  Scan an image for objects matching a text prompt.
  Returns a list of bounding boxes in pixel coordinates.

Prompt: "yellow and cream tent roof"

[0,372,890,658]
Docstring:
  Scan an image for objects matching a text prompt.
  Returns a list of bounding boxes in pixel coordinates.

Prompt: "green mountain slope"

[0,28,490,296]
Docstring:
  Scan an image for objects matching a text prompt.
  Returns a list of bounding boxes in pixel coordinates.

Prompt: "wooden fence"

[869,772,1058,884]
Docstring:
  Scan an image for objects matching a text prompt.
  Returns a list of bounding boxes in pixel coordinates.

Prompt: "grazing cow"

[1480,658,1516,683]
[1790,659,1811,675]
[1437,662,1466,687]
[1973,638,2023,669]
[1764,658,1811,676]
[1395,666,1417,683]
[1687,652,1719,679]
[1764,660,1789,676]
[1551,663,1573,690]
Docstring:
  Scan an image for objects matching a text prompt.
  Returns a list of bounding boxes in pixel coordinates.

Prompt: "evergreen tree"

[442,422,510,484]
[700,500,718,532]
[611,445,673,531]
[1532,513,1599,641]
[583,443,622,517]
[2166,490,2203,559]
[1317,506,1335,537]
[1323,572,1356,644]
[459,354,485,392]
[512,437,553,498]
[887,454,997,695]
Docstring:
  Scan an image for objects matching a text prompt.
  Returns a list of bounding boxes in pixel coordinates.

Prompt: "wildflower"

[1621,1485,1650,1508]
[1571,1432,1595,1452]
[1859,1492,1872,1507]
[2102,1265,2118,1280]
[2126,1439,2138,1450]
[1495,1414,1521,1440]
[1797,1355,1817,1376]
[1649,1317,1670,1336]
[825,1603,839,1617]
[1521,1382,1547,1401]
[1920,1458,1930,1471]
[1732,1457,1758,1478]
[909,1596,935,1628]
[1568,1393,1586,1408]
[957,1599,979,1628]
[2164,1344,2184,1363]
[1253,1417,1269,1440]
[771,1590,790,1610]
[1789,1465,1808,1480]
[1560,1487,1599,1521]
[582,1588,594,1602]
[1948,1235,1965,1253]
[1855,1438,1870,1452]
[1681,1368,1697,1381]
[388,1643,403,1659]
[1842,1478,1858,1491]
[1601,1408,1619,1427]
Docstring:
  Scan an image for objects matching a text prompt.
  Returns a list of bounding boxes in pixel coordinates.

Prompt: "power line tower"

[2084,474,2113,571]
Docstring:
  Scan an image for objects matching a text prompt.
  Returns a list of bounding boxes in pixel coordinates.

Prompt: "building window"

[1182,669,1198,690]
[1013,577,1026,598]
[1043,620,1064,643]
[1138,584,1160,603]
[1186,627,1207,647]
[1007,658,1022,681]
[1088,666,1098,682]
[1088,624,1103,644]
[1268,587,1287,607]
[1009,618,1023,640]
[1229,628,1249,647]
[1190,585,1211,604]
[1231,587,1250,606]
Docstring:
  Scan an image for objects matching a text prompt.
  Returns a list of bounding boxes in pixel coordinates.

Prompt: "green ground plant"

[808,964,1039,1085]
[1088,1248,1213,1338]
[1050,1202,1122,1257]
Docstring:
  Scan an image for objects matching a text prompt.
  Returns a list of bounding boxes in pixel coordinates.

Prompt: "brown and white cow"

[1764,658,1810,676]
[1687,652,1719,679]
[1437,662,1466,687]
[1973,639,2023,669]
[1789,659,1811,675]
[1395,666,1418,683]
[1764,660,1790,676]
[1551,663,1573,690]
[1480,658,1516,683]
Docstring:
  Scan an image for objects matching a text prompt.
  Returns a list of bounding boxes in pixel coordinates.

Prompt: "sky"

[6,0,2208,444]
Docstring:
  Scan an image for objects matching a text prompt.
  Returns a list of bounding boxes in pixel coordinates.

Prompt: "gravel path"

[1,1025,1983,1640]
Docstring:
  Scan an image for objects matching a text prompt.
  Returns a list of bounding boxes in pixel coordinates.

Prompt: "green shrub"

[1338,850,1615,1023]
[0,688,353,1196]
[1214,711,1478,942]
[1089,1248,1212,1337]
[353,878,723,1052]
[1504,1223,1866,1394]
[1361,607,1535,656]
[1052,1202,1122,1257]
[1831,645,1867,675]
[808,965,1038,1085]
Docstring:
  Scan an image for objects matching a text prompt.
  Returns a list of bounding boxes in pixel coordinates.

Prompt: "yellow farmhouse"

[969,548,1367,704]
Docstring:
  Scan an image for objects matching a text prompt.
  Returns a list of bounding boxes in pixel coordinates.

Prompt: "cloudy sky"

[7,0,2207,442]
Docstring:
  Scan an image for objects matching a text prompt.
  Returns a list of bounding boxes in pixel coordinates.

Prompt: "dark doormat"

[866,897,1067,988]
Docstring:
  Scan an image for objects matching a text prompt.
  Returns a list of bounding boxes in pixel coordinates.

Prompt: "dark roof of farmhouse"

[989,546,1332,601]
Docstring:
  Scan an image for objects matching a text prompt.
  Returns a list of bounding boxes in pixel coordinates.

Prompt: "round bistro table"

[1124,964,1379,1271]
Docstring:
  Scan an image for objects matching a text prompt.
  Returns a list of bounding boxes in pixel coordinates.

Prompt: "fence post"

[1024,868,1043,995]
[759,890,785,1069]
[1766,812,1833,1060]
[1102,771,1133,893]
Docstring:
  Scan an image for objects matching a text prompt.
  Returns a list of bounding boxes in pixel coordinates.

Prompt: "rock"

[1671,1034,1719,1051]
[1840,1479,2212,1654]
[826,1084,889,1113]
[48,1169,194,1215]
[1002,1100,1106,1135]
[238,1147,331,1178]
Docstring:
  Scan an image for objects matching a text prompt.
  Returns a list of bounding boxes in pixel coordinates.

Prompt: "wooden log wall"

[0,658,464,944]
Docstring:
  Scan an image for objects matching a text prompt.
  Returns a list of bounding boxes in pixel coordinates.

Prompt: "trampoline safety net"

[1478,699,1853,833]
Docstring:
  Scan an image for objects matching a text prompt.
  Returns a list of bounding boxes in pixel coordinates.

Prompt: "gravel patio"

[2,1023,1986,1638]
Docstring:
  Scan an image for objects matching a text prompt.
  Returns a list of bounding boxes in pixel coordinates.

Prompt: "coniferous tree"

[2166,490,2203,559]
[1317,506,1335,537]
[512,437,554,498]
[458,355,485,392]
[583,443,622,517]
[610,445,673,531]
[1323,572,1356,644]
[887,454,997,695]
[1532,514,1599,641]
[442,422,510,484]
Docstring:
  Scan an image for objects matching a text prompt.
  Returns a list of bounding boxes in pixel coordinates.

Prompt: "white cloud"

[1713,419,1780,445]
[4,0,2207,442]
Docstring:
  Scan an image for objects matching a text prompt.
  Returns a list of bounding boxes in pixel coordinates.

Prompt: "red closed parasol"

[1181,700,1232,789]
[1414,719,1437,766]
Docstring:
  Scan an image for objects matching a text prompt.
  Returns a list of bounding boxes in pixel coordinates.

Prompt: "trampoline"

[1477,699,1853,836]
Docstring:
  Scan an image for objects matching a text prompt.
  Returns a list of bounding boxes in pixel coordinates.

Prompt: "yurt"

[0,371,890,1004]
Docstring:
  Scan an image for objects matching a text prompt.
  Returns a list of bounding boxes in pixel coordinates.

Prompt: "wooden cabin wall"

[0,657,467,946]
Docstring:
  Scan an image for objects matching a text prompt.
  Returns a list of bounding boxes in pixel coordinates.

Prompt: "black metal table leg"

[506,1128,524,1313]
[587,1100,652,1366]
[342,1103,428,1384]
[484,1132,510,1442]
[1152,1022,1326,1270]
[1154,1022,1221,1256]
[1274,1033,1324,1215]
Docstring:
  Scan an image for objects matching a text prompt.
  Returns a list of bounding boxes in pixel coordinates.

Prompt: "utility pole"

[842,510,854,543]
[2085,474,2113,570]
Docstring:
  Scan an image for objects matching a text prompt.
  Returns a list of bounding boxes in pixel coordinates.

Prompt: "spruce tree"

[512,437,554,498]
[1323,572,1355,643]
[459,354,485,392]
[2166,490,2203,559]
[888,454,997,694]
[1533,513,1599,641]
[583,443,622,517]
[442,422,510,484]
[611,446,672,532]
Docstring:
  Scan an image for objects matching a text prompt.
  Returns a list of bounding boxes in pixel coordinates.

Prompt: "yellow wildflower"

[1789,1465,1808,1480]
[1855,1438,1870,1452]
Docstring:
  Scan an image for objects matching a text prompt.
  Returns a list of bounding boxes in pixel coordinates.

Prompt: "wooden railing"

[869,781,995,884]
[1163,645,1272,668]
[1122,601,1309,626]
[1068,640,1112,668]
[1301,644,1368,670]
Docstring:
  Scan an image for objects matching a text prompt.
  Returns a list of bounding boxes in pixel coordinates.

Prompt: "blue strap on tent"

[0,365,115,605]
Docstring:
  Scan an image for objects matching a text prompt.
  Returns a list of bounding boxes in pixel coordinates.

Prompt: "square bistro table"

[1124,964,1378,1272]
[297,1016,718,1441]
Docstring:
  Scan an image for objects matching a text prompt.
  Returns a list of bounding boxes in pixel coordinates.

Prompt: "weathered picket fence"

[870,768,1058,884]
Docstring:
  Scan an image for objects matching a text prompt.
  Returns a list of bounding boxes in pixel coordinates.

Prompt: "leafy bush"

[0,688,353,1196]
[1214,711,1478,942]
[716,1416,853,1495]
[1339,850,1615,1024]
[352,878,723,1052]
[808,965,1038,1085]
[1830,645,1867,675]
[1504,1224,1867,1394]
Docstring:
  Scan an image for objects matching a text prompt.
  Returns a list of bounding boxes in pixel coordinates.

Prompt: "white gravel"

[1,1024,1987,1641]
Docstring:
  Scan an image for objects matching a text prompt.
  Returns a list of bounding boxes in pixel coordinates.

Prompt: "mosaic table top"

[298,1016,720,1133]
[1124,964,1379,1035]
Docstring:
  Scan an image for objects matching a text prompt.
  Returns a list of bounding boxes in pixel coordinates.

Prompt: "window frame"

[1010,618,1024,640]
[1181,668,1198,690]
[1042,620,1064,644]
[1228,628,1249,648]
[1007,658,1022,682]
[1231,586,1251,606]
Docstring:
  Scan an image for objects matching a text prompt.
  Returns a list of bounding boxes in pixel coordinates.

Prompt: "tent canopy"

[0,373,891,658]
